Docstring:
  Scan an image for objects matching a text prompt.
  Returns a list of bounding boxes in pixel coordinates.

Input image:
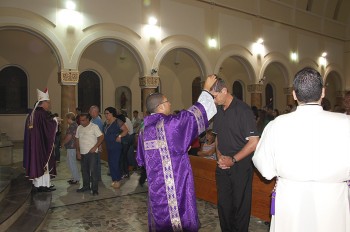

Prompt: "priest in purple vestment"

[136,75,218,232]
[23,88,59,192]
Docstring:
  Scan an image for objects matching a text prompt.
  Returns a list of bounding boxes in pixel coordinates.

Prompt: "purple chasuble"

[23,107,57,179]
[137,103,208,232]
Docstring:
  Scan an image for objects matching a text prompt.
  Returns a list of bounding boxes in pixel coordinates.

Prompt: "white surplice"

[253,105,350,232]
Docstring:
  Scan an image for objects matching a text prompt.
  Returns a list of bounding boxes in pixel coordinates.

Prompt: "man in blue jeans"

[75,113,104,196]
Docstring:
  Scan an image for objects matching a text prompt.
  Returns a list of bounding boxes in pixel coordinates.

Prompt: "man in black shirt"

[210,78,259,232]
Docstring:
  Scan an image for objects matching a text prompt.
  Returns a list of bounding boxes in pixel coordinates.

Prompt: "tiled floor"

[12,148,269,232]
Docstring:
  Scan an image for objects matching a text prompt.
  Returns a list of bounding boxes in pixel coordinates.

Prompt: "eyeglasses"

[156,100,169,108]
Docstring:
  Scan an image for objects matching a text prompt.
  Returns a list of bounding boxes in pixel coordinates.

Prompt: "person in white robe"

[253,67,350,232]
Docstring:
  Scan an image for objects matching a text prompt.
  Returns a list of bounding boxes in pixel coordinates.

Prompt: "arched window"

[265,83,274,108]
[192,77,201,104]
[0,66,28,114]
[232,81,243,101]
[78,71,101,113]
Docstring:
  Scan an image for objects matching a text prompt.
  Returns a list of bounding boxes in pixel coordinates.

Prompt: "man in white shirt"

[75,113,104,196]
[253,67,350,232]
[89,105,103,181]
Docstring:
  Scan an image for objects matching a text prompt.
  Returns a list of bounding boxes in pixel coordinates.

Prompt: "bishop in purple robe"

[23,88,58,191]
[136,75,217,232]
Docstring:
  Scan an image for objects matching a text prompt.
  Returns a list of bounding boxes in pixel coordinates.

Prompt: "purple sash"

[271,178,278,215]
[271,191,276,215]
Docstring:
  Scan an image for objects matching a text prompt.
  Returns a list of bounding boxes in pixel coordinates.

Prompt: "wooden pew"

[189,155,275,222]
[189,155,217,204]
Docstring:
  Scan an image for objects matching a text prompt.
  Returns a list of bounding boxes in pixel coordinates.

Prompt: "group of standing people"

[73,106,136,195]
[136,74,259,232]
[23,67,350,232]
[24,96,139,196]
[137,68,350,232]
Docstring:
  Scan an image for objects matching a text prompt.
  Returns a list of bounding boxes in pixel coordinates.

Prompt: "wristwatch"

[231,156,237,164]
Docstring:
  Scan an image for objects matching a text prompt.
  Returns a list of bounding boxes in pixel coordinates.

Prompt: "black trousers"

[120,134,131,176]
[81,152,99,191]
[216,162,253,232]
[139,166,147,186]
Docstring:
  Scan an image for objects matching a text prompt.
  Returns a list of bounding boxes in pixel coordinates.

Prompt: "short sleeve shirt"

[75,122,103,154]
[213,97,258,158]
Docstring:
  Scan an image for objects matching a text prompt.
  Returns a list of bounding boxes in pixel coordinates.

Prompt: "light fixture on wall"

[258,76,266,84]
[148,16,157,25]
[58,0,82,27]
[253,38,265,56]
[208,38,217,48]
[66,0,76,10]
[144,16,161,39]
[151,68,158,75]
[290,52,298,62]
[319,52,327,67]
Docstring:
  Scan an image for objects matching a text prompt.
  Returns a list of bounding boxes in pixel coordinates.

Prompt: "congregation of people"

[22,68,350,231]
[25,98,142,195]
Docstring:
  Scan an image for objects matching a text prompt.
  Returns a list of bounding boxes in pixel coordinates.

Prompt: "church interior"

[1,0,350,231]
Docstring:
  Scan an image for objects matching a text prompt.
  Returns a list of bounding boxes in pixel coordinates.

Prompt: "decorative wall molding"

[58,71,79,85]
[139,75,159,89]
[247,84,263,93]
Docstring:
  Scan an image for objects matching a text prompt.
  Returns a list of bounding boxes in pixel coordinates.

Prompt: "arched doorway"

[262,62,289,111]
[0,66,28,114]
[324,71,342,110]
[232,81,244,101]
[78,70,101,113]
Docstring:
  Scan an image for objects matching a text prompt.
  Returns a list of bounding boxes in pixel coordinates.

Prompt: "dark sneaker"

[92,191,99,196]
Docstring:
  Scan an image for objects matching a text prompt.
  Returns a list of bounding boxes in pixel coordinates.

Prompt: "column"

[139,75,160,113]
[58,70,79,135]
[247,84,263,109]
[283,87,295,107]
